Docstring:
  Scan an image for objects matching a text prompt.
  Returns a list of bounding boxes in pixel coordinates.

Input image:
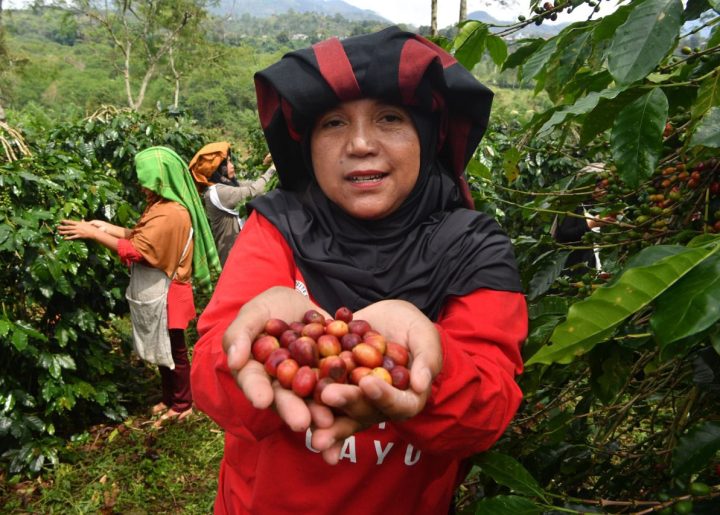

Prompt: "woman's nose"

[346,130,377,156]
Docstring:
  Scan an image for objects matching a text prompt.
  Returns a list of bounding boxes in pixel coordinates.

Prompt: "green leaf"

[527,251,570,301]
[524,315,564,361]
[607,0,684,85]
[528,295,570,320]
[683,0,710,20]
[453,21,489,71]
[580,89,644,145]
[651,255,720,345]
[11,330,29,352]
[593,4,633,42]
[690,107,720,148]
[486,35,507,67]
[473,495,542,515]
[709,24,720,48]
[691,71,720,122]
[590,344,634,404]
[609,244,689,285]
[54,354,77,372]
[476,452,547,500]
[539,87,625,136]
[672,421,720,476]
[521,38,559,83]
[0,319,11,339]
[611,88,668,187]
[466,160,491,181]
[25,415,46,432]
[527,242,720,365]
[502,39,544,71]
[502,147,522,183]
[544,29,593,102]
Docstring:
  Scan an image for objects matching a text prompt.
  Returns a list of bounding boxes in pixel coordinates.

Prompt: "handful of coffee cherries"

[251,307,411,403]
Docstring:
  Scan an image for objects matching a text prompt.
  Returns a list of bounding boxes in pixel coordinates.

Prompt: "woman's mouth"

[347,172,387,183]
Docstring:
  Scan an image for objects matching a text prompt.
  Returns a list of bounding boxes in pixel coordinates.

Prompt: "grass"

[0,402,224,514]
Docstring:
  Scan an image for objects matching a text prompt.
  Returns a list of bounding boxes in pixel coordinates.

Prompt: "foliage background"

[1,0,720,513]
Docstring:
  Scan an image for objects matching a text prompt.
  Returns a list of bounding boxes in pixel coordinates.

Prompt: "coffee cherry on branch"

[250,306,413,401]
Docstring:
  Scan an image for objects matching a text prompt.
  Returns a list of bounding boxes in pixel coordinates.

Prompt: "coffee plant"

[0,108,206,475]
[447,0,720,513]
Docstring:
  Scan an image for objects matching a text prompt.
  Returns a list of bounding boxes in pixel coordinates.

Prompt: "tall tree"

[0,0,6,121]
[459,0,467,23]
[74,0,209,111]
[431,0,437,36]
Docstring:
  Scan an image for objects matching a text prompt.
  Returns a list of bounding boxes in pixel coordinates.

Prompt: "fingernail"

[226,344,239,364]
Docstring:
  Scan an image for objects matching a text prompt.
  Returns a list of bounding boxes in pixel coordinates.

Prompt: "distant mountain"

[466,10,507,26]
[212,0,390,22]
[467,10,569,37]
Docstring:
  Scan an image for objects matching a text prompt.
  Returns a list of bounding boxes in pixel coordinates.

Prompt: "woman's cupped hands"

[222,286,443,464]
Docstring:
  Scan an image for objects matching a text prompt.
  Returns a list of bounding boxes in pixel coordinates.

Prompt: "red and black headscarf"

[249,26,522,320]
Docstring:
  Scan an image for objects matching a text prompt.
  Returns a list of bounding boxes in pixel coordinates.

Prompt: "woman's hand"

[310,300,443,464]
[222,286,332,433]
[58,219,124,252]
[58,219,101,240]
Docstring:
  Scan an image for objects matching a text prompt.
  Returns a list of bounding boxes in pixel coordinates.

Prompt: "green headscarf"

[134,146,221,292]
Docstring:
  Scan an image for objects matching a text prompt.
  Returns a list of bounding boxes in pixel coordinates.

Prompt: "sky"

[342,0,616,28]
[4,0,617,28]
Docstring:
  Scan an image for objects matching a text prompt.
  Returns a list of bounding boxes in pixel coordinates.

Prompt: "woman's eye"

[379,112,404,123]
[320,118,344,129]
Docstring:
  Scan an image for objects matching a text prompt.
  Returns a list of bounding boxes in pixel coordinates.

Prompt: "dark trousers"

[159,329,193,412]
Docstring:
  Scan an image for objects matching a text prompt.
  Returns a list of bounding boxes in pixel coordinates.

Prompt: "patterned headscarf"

[250,27,522,320]
[134,146,221,291]
[188,141,232,187]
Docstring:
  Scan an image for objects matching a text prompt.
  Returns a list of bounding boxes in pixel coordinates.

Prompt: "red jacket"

[191,211,527,515]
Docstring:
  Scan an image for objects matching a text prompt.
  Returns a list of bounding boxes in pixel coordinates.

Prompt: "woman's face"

[225,159,236,179]
[310,98,421,220]
[141,187,157,203]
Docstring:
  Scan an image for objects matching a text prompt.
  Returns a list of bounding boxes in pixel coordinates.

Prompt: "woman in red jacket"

[191,27,527,515]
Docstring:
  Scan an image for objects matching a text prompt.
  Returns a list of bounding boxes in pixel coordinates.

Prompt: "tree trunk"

[431,0,437,36]
[133,61,157,111]
[1,0,6,120]
[459,0,467,23]
[122,43,135,109]
[169,47,180,109]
